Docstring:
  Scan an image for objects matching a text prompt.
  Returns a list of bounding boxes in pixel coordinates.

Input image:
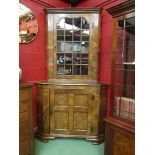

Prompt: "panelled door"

[50,88,93,136]
[53,14,94,79]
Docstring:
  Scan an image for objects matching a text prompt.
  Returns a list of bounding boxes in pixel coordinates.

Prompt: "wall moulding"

[31,0,55,7]
[95,0,127,9]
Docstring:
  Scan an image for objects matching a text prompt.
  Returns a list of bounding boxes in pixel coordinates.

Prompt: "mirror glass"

[19,3,38,43]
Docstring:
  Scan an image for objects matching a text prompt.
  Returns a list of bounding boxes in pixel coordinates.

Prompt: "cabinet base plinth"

[36,132,104,144]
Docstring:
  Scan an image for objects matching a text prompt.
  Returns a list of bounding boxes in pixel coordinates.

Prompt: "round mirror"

[19,3,38,43]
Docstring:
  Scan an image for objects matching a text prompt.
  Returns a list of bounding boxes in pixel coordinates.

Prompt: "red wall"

[19,0,68,128]
[19,0,126,128]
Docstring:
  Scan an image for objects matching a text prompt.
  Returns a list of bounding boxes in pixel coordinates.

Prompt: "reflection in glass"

[82,17,89,29]
[57,65,64,75]
[56,17,89,76]
[81,54,88,64]
[19,3,38,43]
[113,15,135,121]
[65,66,72,75]
[65,54,72,64]
[81,66,88,75]
[73,42,81,52]
[81,42,88,53]
[57,54,64,64]
[57,18,65,29]
[73,53,80,64]
[73,66,80,75]
[57,42,65,52]
[66,42,72,53]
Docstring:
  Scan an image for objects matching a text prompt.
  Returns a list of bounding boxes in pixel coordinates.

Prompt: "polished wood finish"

[37,8,106,144]
[104,1,135,154]
[19,83,34,155]
[37,80,107,144]
[104,118,134,155]
[46,9,100,80]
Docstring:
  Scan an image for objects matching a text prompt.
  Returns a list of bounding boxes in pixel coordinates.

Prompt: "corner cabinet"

[36,8,107,144]
[104,1,135,155]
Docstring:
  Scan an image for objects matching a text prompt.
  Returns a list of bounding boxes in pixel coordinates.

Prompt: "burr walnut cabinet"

[36,8,107,144]
[19,83,34,155]
[104,1,135,155]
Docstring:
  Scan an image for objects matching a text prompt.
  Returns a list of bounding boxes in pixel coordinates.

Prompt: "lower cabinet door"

[50,88,93,136]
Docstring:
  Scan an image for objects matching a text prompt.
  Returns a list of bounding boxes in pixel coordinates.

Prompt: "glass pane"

[73,65,80,75]
[65,35,72,41]
[73,42,81,52]
[57,29,64,36]
[114,15,135,121]
[65,17,73,30]
[115,52,123,64]
[82,29,89,42]
[122,70,135,97]
[74,33,80,42]
[65,53,72,64]
[116,28,123,54]
[117,20,124,28]
[115,70,123,85]
[81,42,88,53]
[124,26,135,63]
[57,42,65,52]
[56,17,89,76]
[81,65,88,75]
[82,17,89,29]
[73,53,80,64]
[65,65,72,75]
[57,54,64,64]
[73,17,81,30]
[125,17,135,27]
[57,65,65,75]
[57,18,65,29]
[66,42,72,53]
[81,54,88,64]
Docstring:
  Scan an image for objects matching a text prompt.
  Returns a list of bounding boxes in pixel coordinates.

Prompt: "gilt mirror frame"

[19,3,38,44]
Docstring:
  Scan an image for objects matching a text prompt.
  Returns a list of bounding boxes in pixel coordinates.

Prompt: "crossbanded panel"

[113,130,134,155]
[54,93,69,106]
[74,94,88,107]
[54,111,69,130]
[73,112,88,131]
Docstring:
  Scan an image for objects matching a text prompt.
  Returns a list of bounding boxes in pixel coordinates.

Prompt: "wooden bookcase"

[104,1,135,154]
[36,8,107,144]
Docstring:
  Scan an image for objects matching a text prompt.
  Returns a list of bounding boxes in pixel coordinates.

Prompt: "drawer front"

[19,89,29,101]
[19,123,30,141]
[19,101,29,113]
[19,111,29,123]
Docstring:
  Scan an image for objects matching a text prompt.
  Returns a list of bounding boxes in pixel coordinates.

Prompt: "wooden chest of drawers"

[19,83,34,155]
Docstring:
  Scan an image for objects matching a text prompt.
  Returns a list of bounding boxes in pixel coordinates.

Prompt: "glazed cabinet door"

[50,88,93,136]
[47,13,99,80]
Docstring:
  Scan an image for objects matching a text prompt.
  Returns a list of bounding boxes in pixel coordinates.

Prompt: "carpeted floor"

[35,138,104,155]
